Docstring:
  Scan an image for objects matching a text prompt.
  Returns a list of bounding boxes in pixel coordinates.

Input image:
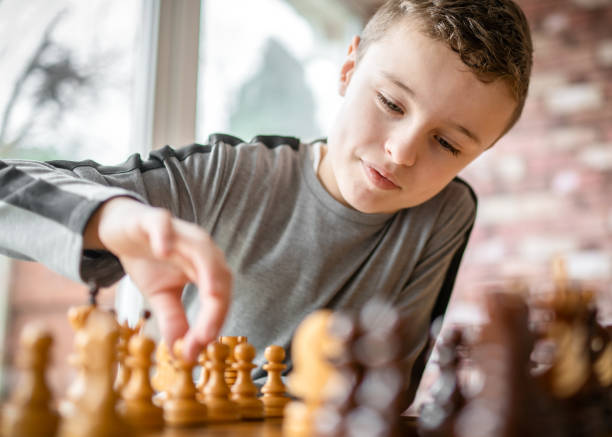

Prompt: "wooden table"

[143,417,419,436]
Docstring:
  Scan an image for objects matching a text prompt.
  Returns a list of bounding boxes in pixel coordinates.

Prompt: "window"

[0,0,143,163]
[196,0,362,143]
[0,0,148,395]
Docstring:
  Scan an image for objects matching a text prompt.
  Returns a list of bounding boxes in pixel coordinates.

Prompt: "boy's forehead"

[362,17,515,102]
[365,18,441,64]
[359,20,458,87]
[362,18,515,97]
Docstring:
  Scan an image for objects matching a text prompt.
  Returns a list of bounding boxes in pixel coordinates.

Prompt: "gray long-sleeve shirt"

[0,134,476,406]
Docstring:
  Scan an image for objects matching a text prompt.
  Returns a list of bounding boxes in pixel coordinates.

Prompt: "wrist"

[84,197,140,250]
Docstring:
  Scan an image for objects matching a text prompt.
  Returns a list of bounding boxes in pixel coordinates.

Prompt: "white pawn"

[231,342,264,419]
[1,324,59,437]
[203,341,241,422]
[151,340,174,406]
[196,349,209,403]
[118,334,164,428]
[260,345,290,417]
[163,339,207,426]
[219,336,246,386]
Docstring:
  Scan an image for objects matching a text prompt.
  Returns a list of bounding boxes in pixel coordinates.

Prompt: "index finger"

[167,222,233,361]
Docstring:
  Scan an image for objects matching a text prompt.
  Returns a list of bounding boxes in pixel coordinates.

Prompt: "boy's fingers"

[140,217,233,362]
[171,224,232,299]
[182,256,232,362]
[147,290,190,351]
[183,288,231,362]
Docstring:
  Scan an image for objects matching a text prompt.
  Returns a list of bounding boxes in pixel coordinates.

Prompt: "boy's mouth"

[361,160,400,190]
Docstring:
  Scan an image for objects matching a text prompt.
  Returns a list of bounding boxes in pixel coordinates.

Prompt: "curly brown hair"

[358,0,533,134]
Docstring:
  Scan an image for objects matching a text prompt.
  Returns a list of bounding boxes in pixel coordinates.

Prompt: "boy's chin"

[344,194,401,215]
[344,189,428,214]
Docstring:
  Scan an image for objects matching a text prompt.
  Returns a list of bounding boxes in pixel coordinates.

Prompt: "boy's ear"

[339,35,360,97]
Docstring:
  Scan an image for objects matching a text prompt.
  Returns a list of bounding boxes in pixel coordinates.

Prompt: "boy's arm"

[0,158,145,283]
[0,144,233,360]
[395,180,477,411]
[0,143,224,281]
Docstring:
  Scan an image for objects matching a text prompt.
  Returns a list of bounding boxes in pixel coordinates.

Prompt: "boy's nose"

[384,137,418,167]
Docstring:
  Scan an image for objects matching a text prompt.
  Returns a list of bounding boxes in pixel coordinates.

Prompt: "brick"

[469,238,507,264]
[498,258,549,280]
[596,39,612,67]
[528,72,567,98]
[548,127,598,150]
[541,12,570,34]
[570,0,612,8]
[551,170,581,194]
[478,193,564,225]
[517,236,577,262]
[545,83,604,115]
[566,250,612,280]
[496,155,527,184]
[578,143,612,170]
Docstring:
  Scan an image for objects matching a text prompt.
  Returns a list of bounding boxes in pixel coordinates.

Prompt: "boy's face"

[319,19,517,214]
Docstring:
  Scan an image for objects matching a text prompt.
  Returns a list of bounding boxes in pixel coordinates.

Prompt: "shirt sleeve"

[0,140,230,286]
[394,179,477,409]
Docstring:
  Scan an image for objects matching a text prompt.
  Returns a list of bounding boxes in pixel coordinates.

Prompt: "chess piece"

[284,310,339,437]
[230,341,264,419]
[1,324,59,437]
[151,340,174,406]
[219,336,247,386]
[593,323,612,387]
[458,292,564,437]
[418,329,466,437]
[59,302,96,417]
[203,341,241,422]
[315,301,405,437]
[552,256,569,293]
[196,348,209,403]
[163,339,207,426]
[118,334,164,428]
[114,320,136,396]
[58,309,130,437]
[115,310,151,397]
[260,345,290,418]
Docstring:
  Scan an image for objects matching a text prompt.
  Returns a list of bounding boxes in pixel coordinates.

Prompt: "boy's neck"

[316,144,349,209]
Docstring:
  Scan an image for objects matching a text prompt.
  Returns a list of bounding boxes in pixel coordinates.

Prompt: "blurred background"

[0,0,610,403]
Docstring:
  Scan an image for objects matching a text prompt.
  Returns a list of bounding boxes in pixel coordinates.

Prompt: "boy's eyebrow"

[382,71,482,147]
[383,71,416,97]
[447,121,482,147]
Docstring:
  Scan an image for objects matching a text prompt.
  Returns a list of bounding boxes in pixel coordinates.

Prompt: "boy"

[0,0,532,408]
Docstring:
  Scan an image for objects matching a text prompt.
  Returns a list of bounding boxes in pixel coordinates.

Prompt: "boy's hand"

[85,197,232,361]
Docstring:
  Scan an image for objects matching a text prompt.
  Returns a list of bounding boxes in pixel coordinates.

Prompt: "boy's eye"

[377,92,404,115]
[434,135,460,156]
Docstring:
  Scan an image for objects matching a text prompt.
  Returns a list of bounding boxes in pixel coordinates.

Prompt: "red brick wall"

[453,0,612,323]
